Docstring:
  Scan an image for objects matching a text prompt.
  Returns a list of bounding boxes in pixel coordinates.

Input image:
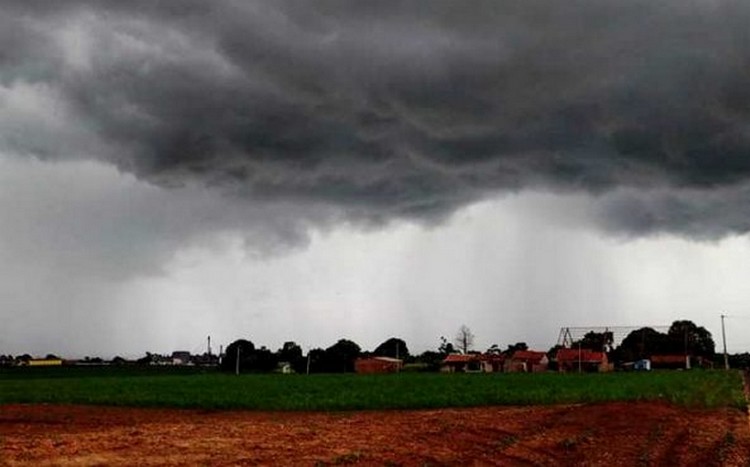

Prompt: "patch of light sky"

[2,156,750,358]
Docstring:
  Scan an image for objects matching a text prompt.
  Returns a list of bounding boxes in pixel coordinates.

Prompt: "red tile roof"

[556,348,606,363]
[510,350,547,363]
[442,354,477,363]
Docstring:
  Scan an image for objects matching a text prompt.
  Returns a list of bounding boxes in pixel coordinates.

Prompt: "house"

[355,356,403,374]
[441,353,507,373]
[505,350,548,373]
[556,348,611,373]
[481,353,506,373]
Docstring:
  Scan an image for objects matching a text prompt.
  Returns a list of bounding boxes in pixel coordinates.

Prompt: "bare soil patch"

[1,402,748,466]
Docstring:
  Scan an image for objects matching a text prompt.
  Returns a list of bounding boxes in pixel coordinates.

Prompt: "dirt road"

[1,402,748,466]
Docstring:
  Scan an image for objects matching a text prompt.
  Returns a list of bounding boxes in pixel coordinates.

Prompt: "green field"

[0,368,745,411]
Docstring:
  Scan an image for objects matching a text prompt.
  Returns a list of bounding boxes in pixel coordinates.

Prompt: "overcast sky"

[2,1,750,358]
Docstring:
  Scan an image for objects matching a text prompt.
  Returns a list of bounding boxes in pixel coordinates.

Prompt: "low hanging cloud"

[3,1,750,236]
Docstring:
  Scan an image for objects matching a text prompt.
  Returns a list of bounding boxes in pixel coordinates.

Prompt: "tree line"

[220,320,719,374]
[0,320,722,371]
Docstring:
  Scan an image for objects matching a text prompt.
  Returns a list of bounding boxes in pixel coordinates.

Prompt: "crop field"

[2,369,749,465]
[0,367,745,410]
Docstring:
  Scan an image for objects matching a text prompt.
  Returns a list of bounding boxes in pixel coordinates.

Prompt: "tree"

[221,339,256,372]
[574,331,614,352]
[667,320,715,358]
[611,327,671,362]
[486,344,502,355]
[278,341,306,373]
[250,346,278,372]
[454,325,475,354]
[503,342,528,356]
[438,336,456,355]
[546,344,564,371]
[320,339,361,373]
[306,348,326,373]
[611,321,715,364]
[373,337,409,360]
[413,350,445,371]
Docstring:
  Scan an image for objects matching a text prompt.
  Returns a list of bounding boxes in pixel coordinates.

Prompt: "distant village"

[2,319,747,373]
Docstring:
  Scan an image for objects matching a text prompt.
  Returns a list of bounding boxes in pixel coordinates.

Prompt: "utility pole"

[684,328,690,370]
[578,341,582,374]
[306,351,311,375]
[721,314,729,370]
[207,336,211,357]
[235,346,240,376]
[395,340,401,373]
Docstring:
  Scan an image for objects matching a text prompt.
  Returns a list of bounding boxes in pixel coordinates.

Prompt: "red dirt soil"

[1,402,749,466]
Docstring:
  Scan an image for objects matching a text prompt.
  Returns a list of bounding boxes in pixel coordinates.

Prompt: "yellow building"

[26,359,63,367]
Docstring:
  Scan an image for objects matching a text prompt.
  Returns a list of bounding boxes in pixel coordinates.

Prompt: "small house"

[505,350,549,373]
[556,348,610,373]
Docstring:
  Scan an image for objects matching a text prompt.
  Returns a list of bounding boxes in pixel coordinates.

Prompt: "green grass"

[0,368,745,411]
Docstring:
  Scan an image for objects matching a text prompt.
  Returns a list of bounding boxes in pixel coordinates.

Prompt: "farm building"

[556,348,611,372]
[505,350,548,373]
[441,353,505,373]
[355,356,403,374]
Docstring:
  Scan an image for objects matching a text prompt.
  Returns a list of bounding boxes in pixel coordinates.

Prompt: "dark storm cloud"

[3,0,750,234]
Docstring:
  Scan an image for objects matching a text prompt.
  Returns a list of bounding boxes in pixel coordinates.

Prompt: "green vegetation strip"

[0,369,745,411]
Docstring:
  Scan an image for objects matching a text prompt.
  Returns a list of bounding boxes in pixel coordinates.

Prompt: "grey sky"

[2,1,750,357]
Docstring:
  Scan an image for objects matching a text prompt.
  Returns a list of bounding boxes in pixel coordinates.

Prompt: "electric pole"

[235,346,240,376]
[721,314,729,370]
